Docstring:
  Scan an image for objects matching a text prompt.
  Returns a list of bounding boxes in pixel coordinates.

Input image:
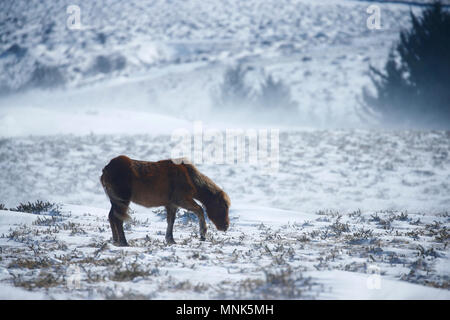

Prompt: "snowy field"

[1,0,449,299]
[0,131,449,299]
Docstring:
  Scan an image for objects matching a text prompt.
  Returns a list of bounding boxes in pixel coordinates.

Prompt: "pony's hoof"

[166,238,176,245]
[114,240,129,247]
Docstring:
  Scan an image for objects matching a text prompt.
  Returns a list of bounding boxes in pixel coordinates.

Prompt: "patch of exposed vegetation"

[8,257,52,269]
[110,261,159,282]
[12,271,64,290]
[11,200,60,215]
[234,267,317,299]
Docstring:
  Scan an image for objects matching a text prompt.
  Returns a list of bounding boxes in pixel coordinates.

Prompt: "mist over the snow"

[3,0,445,134]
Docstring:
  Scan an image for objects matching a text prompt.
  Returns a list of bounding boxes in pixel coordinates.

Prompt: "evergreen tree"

[362,2,450,128]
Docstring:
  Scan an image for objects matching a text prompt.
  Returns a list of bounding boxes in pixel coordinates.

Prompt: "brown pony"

[100,155,230,246]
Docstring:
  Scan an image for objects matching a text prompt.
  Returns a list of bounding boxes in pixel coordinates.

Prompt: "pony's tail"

[100,156,132,221]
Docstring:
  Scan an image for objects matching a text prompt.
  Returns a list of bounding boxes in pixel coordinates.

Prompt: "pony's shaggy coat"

[100,155,230,246]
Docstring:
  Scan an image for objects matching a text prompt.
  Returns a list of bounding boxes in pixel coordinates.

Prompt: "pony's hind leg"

[111,202,130,247]
[108,207,119,244]
[174,198,207,241]
[165,204,178,245]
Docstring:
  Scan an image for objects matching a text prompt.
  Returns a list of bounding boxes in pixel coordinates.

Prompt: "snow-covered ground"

[0,0,449,299]
[0,202,448,299]
[0,131,448,299]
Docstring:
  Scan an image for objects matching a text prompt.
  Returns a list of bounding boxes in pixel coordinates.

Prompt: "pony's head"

[206,190,230,231]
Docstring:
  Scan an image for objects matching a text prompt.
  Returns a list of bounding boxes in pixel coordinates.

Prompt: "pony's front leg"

[197,213,207,241]
[174,198,207,241]
[165,204,177,245]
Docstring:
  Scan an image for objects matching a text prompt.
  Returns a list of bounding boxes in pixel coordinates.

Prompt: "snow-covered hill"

[0,0,428,126]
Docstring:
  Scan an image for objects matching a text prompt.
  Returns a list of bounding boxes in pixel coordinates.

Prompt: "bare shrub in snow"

[214,63,298,117]
[216,64,252,108]
[91,54,127,74]
[255,74,298,114]
[26,62,65,89]
[11,200,60,215]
